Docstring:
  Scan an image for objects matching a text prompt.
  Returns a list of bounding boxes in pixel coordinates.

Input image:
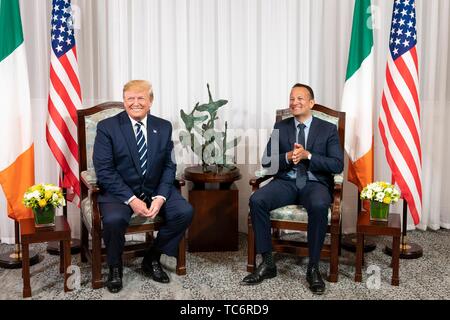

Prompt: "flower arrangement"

[360,181,400,204]
[23,183,66,210]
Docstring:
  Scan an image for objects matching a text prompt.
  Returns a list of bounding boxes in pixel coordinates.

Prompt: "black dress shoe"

[241,262,277,285]
[142,258,170,283]
[106,266,123,293]
[306,266,325,295]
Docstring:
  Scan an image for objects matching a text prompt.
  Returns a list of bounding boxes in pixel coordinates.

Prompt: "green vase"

[33,206,56,227]
[370,201,389,221]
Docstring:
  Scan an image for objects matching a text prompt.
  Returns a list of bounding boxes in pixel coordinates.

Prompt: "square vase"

[33,207,56,227]
[370,201,389,221]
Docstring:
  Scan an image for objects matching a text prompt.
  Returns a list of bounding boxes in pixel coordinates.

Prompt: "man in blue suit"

[93,80,193,293]
[241,84,343,295]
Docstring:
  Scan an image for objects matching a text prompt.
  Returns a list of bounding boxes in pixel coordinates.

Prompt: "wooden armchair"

[247,104,345,282]
[78,102,186,289]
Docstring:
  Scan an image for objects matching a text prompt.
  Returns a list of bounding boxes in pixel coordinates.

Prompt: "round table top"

[183,165,241,183]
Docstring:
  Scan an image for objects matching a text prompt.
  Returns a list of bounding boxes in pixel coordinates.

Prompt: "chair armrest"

[331,173,344,224]
[175,174,186,188]
[249,168,275,191]
[81,170,100,192]
[80,171,101,231]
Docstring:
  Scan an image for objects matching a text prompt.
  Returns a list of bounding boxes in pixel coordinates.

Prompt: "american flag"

[379,0,421,224]
[46,0,81,202]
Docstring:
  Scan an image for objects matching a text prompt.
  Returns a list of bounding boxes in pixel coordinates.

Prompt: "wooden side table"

[184,165,241,252]
[355,211,401,286]
[20,216,72,298]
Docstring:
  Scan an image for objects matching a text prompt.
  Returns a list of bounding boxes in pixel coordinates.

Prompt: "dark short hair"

[292,83,315,100]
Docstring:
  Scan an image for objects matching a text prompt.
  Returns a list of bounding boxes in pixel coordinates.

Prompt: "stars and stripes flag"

[46,0,82,202]
[379,0,422,224]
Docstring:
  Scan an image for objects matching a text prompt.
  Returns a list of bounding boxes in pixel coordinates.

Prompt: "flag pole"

[0,221,39,269]
[384,199,423,259]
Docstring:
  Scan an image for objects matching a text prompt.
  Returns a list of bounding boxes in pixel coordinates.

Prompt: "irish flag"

[0,0,34,221]
[342,0,374,192]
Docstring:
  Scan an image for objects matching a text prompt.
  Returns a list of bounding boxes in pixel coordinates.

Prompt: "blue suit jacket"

[262,116,344,191]
[93,111,176,203]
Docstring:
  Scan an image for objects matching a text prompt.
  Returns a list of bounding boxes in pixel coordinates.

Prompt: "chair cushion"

[85,108,124,171]
[270,205,332,224]
[81,197,163,230]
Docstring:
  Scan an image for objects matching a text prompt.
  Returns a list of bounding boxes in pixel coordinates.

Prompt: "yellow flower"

[38,199,47,208]
[383,197,391,204]
[45,191,53,200]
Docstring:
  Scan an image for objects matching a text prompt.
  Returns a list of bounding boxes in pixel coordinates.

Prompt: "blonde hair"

[123,80,154,100]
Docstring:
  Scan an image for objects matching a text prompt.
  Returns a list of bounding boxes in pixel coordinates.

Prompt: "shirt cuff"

[285,153,290,164]
[152,195,167,202]
[125,195,137,205]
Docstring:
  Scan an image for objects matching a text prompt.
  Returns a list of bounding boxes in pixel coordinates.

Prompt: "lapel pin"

[153,129,158,134]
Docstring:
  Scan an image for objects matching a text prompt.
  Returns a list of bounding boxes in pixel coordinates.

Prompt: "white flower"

[23,183,65,210]
[376,192,385,202]
[25,191,41,200]
[373,185,383,193]
[360,181,400,205]
[44,185,60,192]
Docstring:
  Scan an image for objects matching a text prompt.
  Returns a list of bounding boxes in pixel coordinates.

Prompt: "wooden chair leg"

[272,228,281,239]
[176,233,187,275]
[145,231,154,244]
[247,215,256,273]
[91,230,103,289]
[80,221,88,263]
[328,231,339,282]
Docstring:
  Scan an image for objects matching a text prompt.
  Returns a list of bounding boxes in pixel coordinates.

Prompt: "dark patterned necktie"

[296,123,307,190]
[135,122,147,177]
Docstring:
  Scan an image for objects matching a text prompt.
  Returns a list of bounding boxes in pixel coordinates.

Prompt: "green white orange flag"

[0,0,35,221]
[342,0,374,192]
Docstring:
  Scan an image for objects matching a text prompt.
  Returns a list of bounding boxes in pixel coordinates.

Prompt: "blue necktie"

[135,122,148,177]
[296,123,307,190]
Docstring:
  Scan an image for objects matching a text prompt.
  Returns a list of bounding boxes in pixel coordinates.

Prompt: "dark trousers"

[249,178,332,266]
[100,186,193,267]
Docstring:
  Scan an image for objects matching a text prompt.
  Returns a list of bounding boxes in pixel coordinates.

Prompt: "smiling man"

[93,80,193,293]
[241,83,343,295]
